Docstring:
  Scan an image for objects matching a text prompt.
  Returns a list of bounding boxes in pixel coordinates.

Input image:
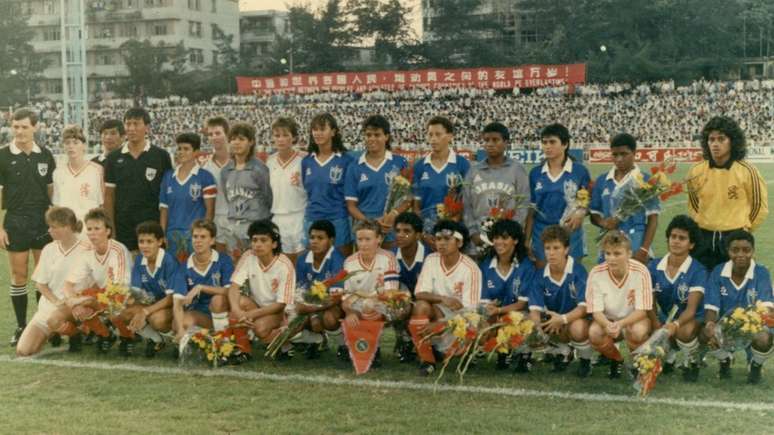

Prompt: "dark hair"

[540,123,571,162]
[12,108,38,126]
[272,117,300,140]
[433,219,469,250]
[83,208,114,238]
[309,219,336,240]
[45,207,82,233]
[62,124,86,144]
[489,220,527,263]
[99,119,125,135]
[610,133,637,152]
[206,116,230,134]
[363,114,392,150]
[191,219,217,238]
[427,116,454,134]
[247,219,282,255]
[176,132,201,151]
[665,215,700,246]
[135,221,164,240]
[309,113,347,154]
[725,229,755,251]
[482,122,510,142]
[123,107,151,125]
[394,212,423,233]
[228,122,257,158]
[540,224,570,248]
[700,116,746,163]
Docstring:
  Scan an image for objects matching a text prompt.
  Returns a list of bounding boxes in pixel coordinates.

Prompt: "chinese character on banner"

[292,76,303,86]
[394,73,405,83]
[265,79,275,89]
[477,70,488,81]
[279,78,289,87]
[251,79,262,89]
[336,74,347,85]
[530,67,541,78]
[323,75,333,85]
[444,72,456,82]
[495,70,506,80]
[308,75,318,85]
[410,73,422,83]
[512,68,523,79]
[546,68,558,78]
[427,71,437,82]
[461,71,472,81]
[352,75,363,84]
[367,74,377,84]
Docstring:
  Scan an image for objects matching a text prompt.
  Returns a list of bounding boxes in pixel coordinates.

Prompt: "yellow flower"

[731,308,745,321]
[633,172,649,189]
[206,352,215,361]
[97,293,109,305]
[220,342,235,357]
[576,189,590,208]
[310,281,328,300]
[463,312,481,325]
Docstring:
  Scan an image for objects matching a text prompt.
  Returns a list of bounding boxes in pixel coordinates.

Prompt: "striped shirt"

[232,252,295,307]
[67,239,132,288]
[415,253,482,308]
[586,259,653,320]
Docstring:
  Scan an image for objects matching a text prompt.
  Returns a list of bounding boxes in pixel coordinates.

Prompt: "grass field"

[1,163,773,434]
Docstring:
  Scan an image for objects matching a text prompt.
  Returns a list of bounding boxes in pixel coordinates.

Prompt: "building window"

[211,0,216,13]
[126,0,136,8]
[188,0,201,11]
[96,53,114,65]
[43,27,61,41]
[121,24,138,38]
[43,0,56,14]
[189,49,204,64]
[189,21,202,38]
[151,23,168,36]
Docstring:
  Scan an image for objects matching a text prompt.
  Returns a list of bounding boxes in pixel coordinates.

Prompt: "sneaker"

[228,351,252,365]
[552,354,573,373]
[397,340,416,364]
[83,332,97,345]
[49,334,62,348]
[276,348,294,361]
[608,359,623,379]
[577,358,592,378]
[144,340,165,358]
[513,353,532,373]
[682,362,700,383]
[172,346,180,360]
[418,362,435,376]
[336,345,350,363]
[118,337,135,356]
[662,361,675,375]
[305,343,321,360]
[372,348,382,368]
[747,361,763,384]
[496,353,510,370]
[97,333,116,354]
[719,358,732,379]
[9,327,24,347]
[67,334,83,353]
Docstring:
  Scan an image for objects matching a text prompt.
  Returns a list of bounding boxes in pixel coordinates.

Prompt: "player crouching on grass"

[228,220,296,362]
[527,225,592,377]
[586,231,653,379]
[173,220,234,346]
[340,219,401,366]
[294,220,346,360]
[646,215,707,382]
[117,221,183,357]
[410,219,482,376]
[702,230,774,384]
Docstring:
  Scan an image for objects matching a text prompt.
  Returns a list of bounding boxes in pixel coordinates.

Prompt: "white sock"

[327,327,344,347]
[676,337,699,362]
[212,312,228,331]
[571,340,594,360]
[292,330,323,344]
[138,325,163,343]
[751,345,774,365]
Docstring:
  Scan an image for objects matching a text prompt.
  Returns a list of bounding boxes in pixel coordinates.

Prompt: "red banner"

[342,319,385,375]
[588,147,703,164]
[236,64,586,95]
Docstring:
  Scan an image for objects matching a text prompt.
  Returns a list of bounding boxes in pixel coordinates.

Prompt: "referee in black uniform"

[104,107,172,252]
[0,108,56,345]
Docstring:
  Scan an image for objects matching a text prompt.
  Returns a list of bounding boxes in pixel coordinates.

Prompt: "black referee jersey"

[104,142,172,250]
[0,142,55,215]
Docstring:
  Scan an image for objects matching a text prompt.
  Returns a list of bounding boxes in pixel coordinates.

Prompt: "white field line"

[1,354,773,412]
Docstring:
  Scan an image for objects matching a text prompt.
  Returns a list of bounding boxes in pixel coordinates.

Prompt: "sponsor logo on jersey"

[145,167,157,181]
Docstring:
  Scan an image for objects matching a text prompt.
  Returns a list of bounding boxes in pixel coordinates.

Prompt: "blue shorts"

[303,216,352,248]
[187,302,211,316]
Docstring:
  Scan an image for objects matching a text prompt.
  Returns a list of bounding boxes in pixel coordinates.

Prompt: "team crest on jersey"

[486,280,494,289]
[189,182,202,200]
[37,163,48,176]
[569,282,578,299]
[534,181,543,191]
[486,195,499,208]
[677,282,689,302]
[212,272,221,286]
[602,188,610,197]
[512,278,522,298]
[329,165,343,183]
[654,283,662,293]
[626,289,635,306]
[563,180,578,200]
[145,167,157,181]
[359,173,369,183]
[271,278,279,293]
[747,288,758,305]
[446,173,461,188]
[384,169,398,186]
[291,171,301,187]
[453,281,464,300]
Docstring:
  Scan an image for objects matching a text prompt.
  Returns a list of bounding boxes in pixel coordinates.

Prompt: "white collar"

[187,249,220,269]
[174,164,200,184]
[656,254,693,275]
[121,141,150,154]
[305,246,334,269]
[313,152,341,166]
[605,164,640,182]
[358,150,393,165]
[10,142,41,155]
[720,259,756,282]
[396,242,426,265]
[141,248,166,274]
[541,159,573,176]
[423,149,457,165]
[543,256,575,286]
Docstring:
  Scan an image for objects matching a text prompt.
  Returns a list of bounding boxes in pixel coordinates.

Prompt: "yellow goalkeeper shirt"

[687,160,768,232]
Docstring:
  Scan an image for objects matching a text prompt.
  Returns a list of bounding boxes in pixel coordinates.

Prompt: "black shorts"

[3,212,51,252]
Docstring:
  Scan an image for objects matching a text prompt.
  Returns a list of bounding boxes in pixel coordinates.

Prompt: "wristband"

[561,314,568,325]
[673,320,680,328]
[638,247,649,253]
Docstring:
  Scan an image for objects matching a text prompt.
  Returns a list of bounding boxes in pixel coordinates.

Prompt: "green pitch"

[1,163,773,434]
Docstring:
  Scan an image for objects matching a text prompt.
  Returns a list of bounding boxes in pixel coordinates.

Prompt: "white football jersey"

[201,154,229,217]
[267,150,307,215]
[32,239,92,297]
[52,161,104,222]
[586,259,653,320]
[67,239,132,289]
[232,252,295,306]
[415,253,482,308]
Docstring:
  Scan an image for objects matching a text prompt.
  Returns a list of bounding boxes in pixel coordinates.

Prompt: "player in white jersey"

[586,231,653,379]
[267,117,307,262]
[410,219,482,375]
[16,208,91,356]
[47,209,133,355]
[52,125,104,223]
[228,220,295,361]
[203,117,231,253]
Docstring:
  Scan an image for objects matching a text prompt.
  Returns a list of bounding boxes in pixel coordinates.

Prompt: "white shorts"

[30,298,59,335]
[273,212,305,254]
[214,214,230,245]
[220,219,251,254]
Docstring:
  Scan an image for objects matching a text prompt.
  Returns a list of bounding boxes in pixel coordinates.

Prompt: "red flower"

[322,269,349,287]
[400,164,414,183]
[465,329,477,340]
[587,180,595,192]
[482,337,498,353]
[650,166,660,175]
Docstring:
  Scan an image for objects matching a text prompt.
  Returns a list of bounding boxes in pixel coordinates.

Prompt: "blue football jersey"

[705,260,774,317]
[131,249,187,302]
[480,256,536,306]
[159,165,217,231]
[413,150,470,229]
[295,247,346,292]
[344,151,408,219]
[648,255,707,320]
[528,257,588,314]
[181,250,234,314]
[393,242,430,294]
[302,152,353,220]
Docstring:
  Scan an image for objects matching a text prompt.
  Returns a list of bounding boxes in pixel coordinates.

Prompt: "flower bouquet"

[78,280,131,318]
[420,307,488,383]
[713,302,771,353]
[181,327,237,367]
[481,311,535,357]
[559,182,591,228]
[383,166,413,215]
[631,306,678,397]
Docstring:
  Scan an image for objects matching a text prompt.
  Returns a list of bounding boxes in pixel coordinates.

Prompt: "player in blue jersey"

[412,116,471,242]
[294,220,346,359]
[302,113,354,255]
[121,222,185,357]
[160,133,216,262]
[173,220,233,345]
[478,219,535,371]
[647,215,707,382]
[590,133,659,264]
[345,115,410,249]
[527,225,591,377]
[524,123,590,267]
[703,230,773,384]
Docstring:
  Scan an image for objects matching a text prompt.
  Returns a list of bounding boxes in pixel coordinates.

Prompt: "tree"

[0,2,46,105]
[119,40,188,98]
[346,0,419,68]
